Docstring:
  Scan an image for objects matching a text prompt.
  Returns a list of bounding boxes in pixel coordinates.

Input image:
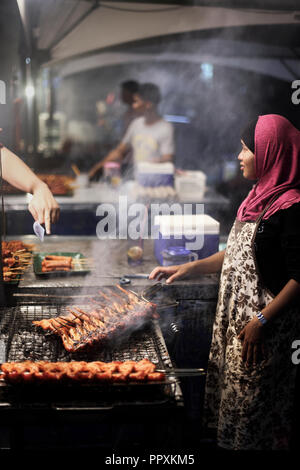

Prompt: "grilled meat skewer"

[32,286,157,352]
[0,359,165,384]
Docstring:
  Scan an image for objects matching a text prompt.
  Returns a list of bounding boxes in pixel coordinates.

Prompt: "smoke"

[35,13,300,337]
[54,16,300,180]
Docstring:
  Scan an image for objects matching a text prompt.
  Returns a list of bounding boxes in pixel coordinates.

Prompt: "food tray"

[33,252,90,276]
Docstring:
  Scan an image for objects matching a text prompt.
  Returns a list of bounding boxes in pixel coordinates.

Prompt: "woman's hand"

[149,262,194,284]
[238,316,266,367]
[28,182,60,235]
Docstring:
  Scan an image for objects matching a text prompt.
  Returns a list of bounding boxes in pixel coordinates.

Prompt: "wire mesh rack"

[0,303,185,411]
[0,304,171,366]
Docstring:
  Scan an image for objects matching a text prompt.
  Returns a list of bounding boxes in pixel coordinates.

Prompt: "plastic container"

[104,162,121,187]
[162,246,198,266]
[76,173,89,188]
[136,162,174,187]
[154,214,219,265]
[175,170,206,201]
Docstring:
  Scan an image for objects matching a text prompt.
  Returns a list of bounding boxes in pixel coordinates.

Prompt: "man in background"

[119,80,141,177]
[88,83,174,179]
[120,80,141,134]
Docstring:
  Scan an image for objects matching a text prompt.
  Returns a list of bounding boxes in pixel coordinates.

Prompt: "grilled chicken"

[32,286,157,352]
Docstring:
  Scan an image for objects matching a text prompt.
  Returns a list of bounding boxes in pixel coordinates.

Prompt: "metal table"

[2,183,230,236]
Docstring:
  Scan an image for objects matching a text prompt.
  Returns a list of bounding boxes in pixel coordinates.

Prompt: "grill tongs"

[128,284,206,377]
[129,282,179,311]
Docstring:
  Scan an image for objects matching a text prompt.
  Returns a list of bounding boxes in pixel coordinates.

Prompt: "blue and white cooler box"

[136,162,175,187]
[154,214,220,265]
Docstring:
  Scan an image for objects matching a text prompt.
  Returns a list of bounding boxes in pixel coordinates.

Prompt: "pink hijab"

[237,114,300,221]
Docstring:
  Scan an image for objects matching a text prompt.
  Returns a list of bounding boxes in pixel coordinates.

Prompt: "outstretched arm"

[1,146,60,234]
[149,249,226,284]
[150,153,173,163]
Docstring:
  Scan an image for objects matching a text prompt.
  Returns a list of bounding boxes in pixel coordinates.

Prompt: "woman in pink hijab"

[150,114,300,450]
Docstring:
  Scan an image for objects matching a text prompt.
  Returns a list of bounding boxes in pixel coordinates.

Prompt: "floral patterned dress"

[203,211,299,450]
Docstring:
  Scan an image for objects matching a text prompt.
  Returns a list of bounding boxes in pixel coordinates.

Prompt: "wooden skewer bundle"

[5,267,26,271]
[2,240,33,282]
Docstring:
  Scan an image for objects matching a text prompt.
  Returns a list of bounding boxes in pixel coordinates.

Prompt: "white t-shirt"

[122,116,174,163]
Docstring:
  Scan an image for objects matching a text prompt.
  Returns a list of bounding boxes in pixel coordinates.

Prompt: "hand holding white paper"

[33,221,45,242]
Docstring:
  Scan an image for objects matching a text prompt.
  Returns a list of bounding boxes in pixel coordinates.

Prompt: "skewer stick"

[15,254,31,258]
[116,284,131,296]
[58,317,76,327]
[69,309,85,323]
[89,298,107,309]
[75,264,93,267]
[70,258,94,261]
[4,265,26,269]
[67,308,85,323]
[71,164,81,176]
[97,291,111,301]
[74,308,100,327]
[51,323,65,336]
[3,269,25,274]
[109,290,126,302]
[55,318,71,329]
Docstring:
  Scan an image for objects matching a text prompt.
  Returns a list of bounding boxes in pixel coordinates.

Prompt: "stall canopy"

[16,0,300,81]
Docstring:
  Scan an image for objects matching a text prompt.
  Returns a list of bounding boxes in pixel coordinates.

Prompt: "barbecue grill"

[0,294,184,450]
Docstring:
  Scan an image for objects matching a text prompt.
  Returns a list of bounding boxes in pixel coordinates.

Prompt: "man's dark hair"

[121,80,139,94]
[138,83,161,105]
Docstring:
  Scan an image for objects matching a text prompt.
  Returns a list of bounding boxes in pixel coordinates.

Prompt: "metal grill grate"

[0,304,184,411]
[0,304,172,368]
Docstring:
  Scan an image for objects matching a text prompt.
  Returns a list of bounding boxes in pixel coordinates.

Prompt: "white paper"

[33,221,45,242]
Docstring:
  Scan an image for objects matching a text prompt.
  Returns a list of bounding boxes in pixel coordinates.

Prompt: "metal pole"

[0,143,6,306]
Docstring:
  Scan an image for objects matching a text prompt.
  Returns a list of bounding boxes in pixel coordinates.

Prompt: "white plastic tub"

[175,170,206,201]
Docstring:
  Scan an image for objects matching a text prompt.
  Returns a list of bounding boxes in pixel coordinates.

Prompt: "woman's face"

[238,140,256,180]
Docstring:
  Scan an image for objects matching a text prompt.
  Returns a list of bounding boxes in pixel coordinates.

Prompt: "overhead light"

[25,85,35,99]
[163,114,190,124]
[201,63,214,80]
